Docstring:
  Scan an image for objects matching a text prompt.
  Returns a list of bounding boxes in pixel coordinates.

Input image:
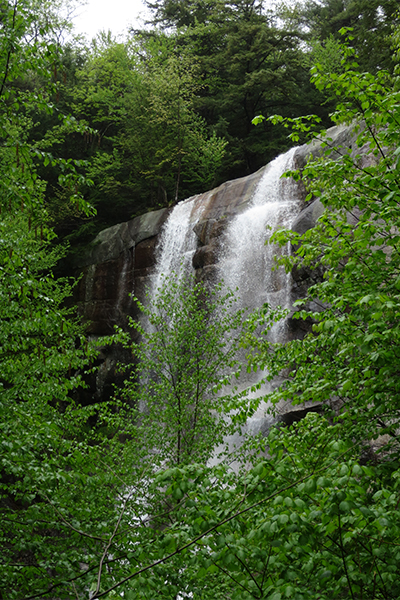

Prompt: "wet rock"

[74,207,170,269]
[73,122,371,404]
[192,242,220,269]
[291,199,324,235]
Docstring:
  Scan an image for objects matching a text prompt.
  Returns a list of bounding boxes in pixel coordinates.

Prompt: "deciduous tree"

[91,33,400,600]
[120,273,277,468]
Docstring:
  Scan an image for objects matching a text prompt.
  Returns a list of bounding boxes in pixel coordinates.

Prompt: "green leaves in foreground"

[186,414,400,600]
[120,273,283,468]
[95,414,400,600]
[251,34,400,451]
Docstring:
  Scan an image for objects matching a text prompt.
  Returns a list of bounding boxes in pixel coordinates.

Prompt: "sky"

[71,0,150,40]
[70,0,281,41]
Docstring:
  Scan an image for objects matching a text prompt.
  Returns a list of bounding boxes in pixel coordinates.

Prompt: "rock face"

[74,123,365,407]
[74,207,171,334]
[74,173,270,335]
[75,123,360,329]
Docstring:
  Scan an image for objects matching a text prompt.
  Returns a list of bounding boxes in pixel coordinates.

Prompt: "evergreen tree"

[143,0,328,180]
[301,0,399,72]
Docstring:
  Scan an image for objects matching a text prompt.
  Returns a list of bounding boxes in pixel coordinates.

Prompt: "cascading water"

[151,194,205,295]
[216,147,298,318]
[213,147,301,447]
[147,146,301,453]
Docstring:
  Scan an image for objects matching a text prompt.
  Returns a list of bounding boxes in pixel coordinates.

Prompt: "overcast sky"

[70,0,282,41]
[71,0,150,40]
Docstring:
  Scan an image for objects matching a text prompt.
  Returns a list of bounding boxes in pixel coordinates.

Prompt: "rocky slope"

[73,123,366,407]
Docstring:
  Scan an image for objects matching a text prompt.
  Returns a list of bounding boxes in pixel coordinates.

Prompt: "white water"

[208,147,301,458]
[216,147,298,318]
[147,147,301,458]
[151,194,205,295]
[215,148,300,377]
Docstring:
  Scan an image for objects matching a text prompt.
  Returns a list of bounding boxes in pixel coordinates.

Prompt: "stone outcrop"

[74,169,270,333]
[74,122,365,332]
[74,208,170,334]
[73,122,367,408]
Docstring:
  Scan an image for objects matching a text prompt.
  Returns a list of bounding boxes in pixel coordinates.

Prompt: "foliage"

[46,0,400,243]
[148,413,400,600]
[143,0,329,180]
[55,34,228,245]
[250,34,400,451]
[120,273,278,468]
[0,0,95,225]
[20,0,399,244]
[121,47,228,203]
[0,256,281,598]
[5,2,400,598]
[0,213,108,599]
[88,34,400,600]
[87,413,400,600]
[0,2,113,598]
[298,0,399,72]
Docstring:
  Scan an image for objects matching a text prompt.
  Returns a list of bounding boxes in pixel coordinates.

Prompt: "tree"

[144,0,225,28]
[0,5,251,591]
[87,412,400,600]
[90,33,400,599]
[0,216,108,599]
[0,0,96,230]
[141,412,400,600]
[0,2,119,598]
[53,33,228,248]
[300,0,399,72]
[0,255,280,599]
[121,44,227,204]
[142,0,330,182]
[119,273,277,469]
[251,33,400,448]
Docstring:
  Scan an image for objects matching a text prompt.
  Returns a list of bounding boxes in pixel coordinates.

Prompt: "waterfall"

[146,146,301,455]
[208,147,301,455]
[216,147,298,319]
[151,194,205,295]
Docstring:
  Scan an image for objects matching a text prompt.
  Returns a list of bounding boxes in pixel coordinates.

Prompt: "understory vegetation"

[2,0,400,599]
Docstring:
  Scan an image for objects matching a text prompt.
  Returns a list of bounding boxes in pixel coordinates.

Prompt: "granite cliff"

[73,123,367,415]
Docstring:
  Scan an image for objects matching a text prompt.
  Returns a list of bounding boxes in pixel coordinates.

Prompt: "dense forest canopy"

[2,0,400,598]
[13,0,397,244]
